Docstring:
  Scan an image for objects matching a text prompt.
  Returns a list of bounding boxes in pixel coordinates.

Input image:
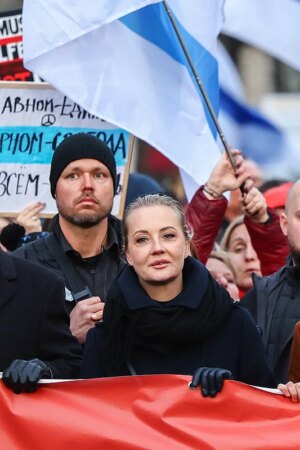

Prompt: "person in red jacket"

[186,150,289,296]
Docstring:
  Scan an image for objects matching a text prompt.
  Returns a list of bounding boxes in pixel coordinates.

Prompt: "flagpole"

[162,1,237,170]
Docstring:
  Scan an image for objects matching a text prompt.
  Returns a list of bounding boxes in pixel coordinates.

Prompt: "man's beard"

[57,202,112,229]
[59,211,104,228]
[289,240,300,268]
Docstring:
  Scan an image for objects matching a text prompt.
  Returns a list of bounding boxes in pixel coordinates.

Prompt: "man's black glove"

[189,367,233,398]
[2,359,53,394]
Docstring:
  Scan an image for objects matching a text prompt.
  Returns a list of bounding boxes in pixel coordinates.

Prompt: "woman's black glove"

[2,358,53,394]
[189,367,233,398]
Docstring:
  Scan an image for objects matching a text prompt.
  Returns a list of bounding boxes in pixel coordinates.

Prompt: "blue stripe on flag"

[220,88,284,163]
[220,89,279,132]
[120,4,219,137]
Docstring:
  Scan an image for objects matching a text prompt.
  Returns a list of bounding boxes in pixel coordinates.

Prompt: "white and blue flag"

[223,0,300,72]
[217,43,298,179]
[23,0,224,199]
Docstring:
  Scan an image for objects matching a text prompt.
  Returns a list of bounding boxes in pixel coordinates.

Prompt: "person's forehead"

[229,224,250,243]
[127,205,179,228]
[207,258,227,271]
[207,258,232,274]
[63,158,108,171]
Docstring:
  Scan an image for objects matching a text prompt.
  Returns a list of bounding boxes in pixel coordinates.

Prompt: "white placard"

[0,82,132,217]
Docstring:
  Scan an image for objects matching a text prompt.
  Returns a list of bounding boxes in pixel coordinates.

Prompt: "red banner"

[0,375,300,449]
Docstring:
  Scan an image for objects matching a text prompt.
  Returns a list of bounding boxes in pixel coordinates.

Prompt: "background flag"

[217,43,299,179]
[222,0,300,72]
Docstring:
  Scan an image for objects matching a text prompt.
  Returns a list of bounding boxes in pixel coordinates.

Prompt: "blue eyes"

[135,233,176,244]
[164,233,176,239]
[66,172,105,180]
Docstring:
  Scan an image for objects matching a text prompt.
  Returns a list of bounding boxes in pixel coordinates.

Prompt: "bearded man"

[14,133,125,344]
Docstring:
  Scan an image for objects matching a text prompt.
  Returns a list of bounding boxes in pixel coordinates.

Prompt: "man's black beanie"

[49,133,117,197]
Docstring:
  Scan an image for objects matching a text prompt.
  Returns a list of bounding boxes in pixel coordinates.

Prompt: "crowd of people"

[1,132,300,402]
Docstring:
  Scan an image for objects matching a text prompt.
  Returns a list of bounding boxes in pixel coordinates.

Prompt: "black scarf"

[103,256,233,370]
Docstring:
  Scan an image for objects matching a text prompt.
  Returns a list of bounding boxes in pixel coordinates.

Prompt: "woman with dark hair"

[81,194,297,399]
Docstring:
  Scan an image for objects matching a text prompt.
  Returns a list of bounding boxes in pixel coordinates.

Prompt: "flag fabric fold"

[23,0,224,195]
[23,0,161,60]
[1,375,300,449]
[222,0,300,72]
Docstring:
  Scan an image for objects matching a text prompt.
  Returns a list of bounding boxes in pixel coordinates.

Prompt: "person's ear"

[185,240,191,257]
[125,250,134,266]
[280,212,288,237]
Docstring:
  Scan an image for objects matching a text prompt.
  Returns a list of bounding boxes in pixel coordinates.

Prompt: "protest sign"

[0,9,39,82]
[0,81,133,217]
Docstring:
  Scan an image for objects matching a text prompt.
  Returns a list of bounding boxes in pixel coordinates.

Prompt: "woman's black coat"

[81,258,274,388]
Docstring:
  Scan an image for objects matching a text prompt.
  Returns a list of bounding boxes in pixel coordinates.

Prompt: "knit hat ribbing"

[49,133,117,197]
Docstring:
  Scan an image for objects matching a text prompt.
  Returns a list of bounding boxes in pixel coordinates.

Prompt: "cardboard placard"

[0,81,133,218]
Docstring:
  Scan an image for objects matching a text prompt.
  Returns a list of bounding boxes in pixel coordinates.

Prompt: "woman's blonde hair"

[220,216,244,252]
[207,250,236,276]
